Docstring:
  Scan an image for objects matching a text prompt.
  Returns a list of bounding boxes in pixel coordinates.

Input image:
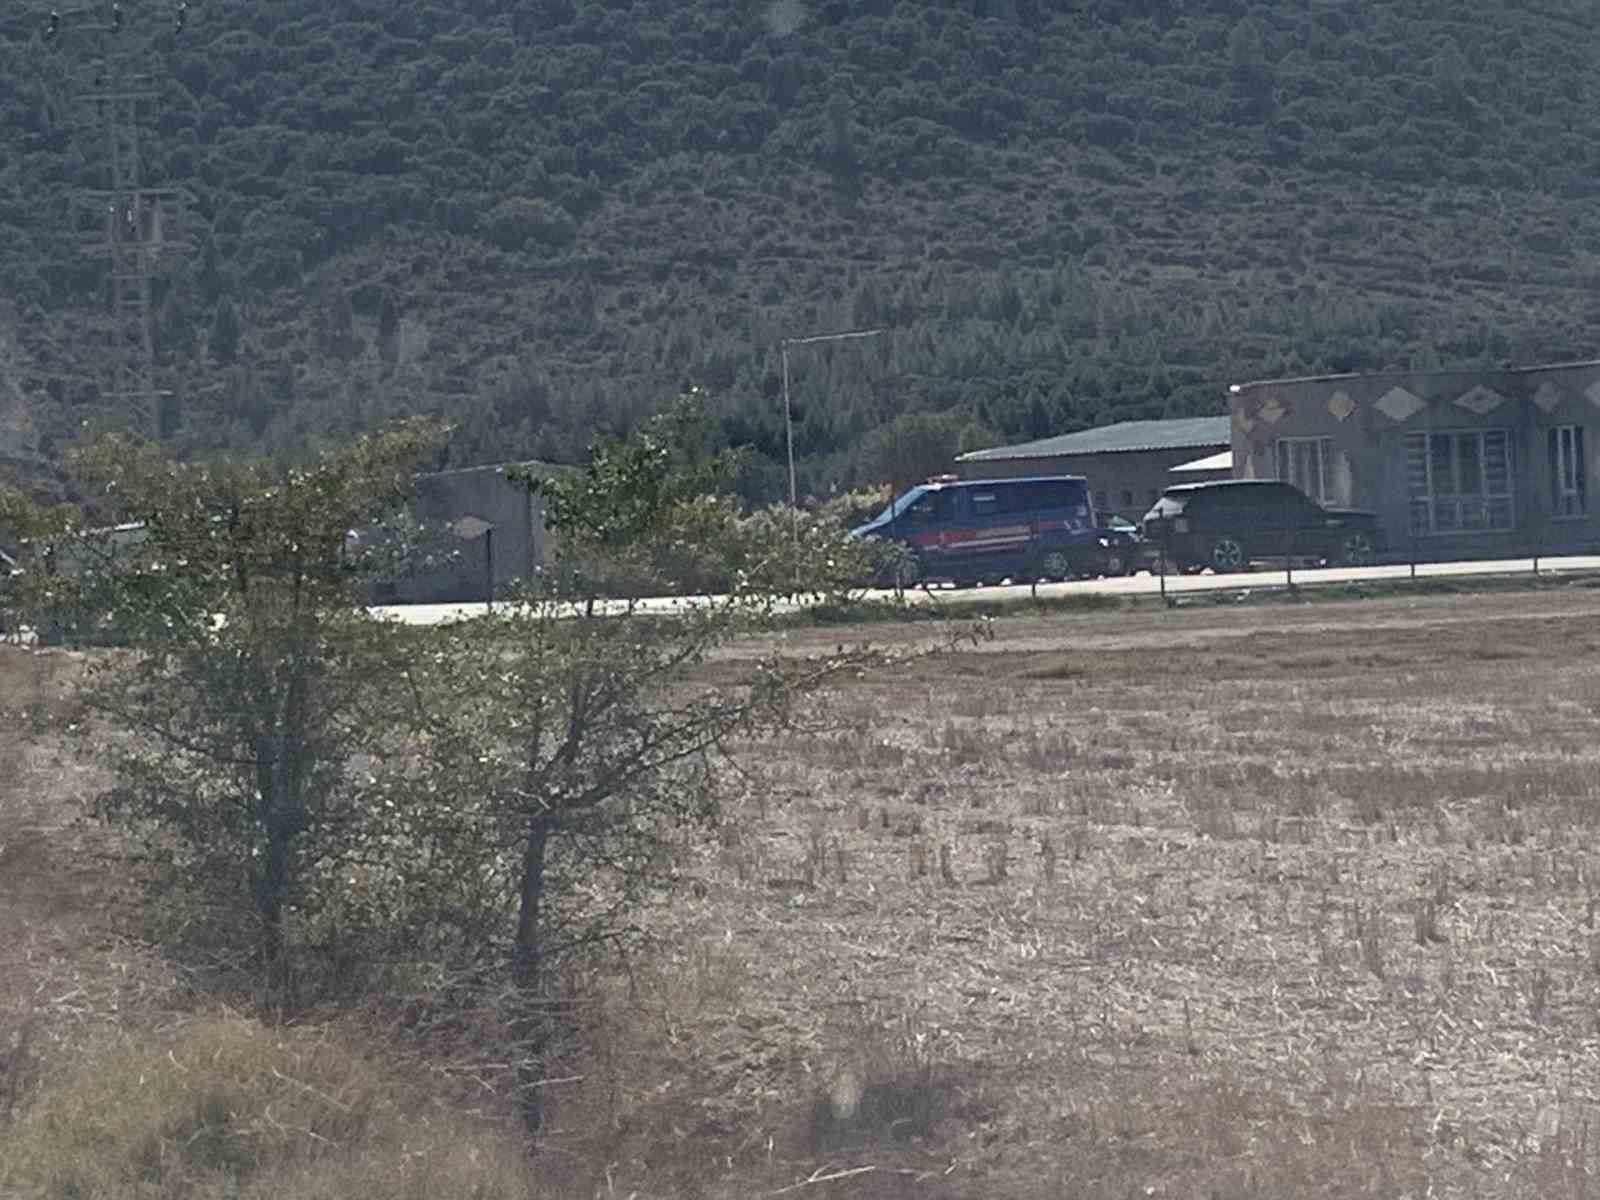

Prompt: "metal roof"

[957,416,1231,462]
[1170,449,1233,473]
[416,459,568,481]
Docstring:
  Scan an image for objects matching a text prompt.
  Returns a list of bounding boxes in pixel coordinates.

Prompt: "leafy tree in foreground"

[12,400,970,1145]
[405,395,975,1137]
[16,421,442,990]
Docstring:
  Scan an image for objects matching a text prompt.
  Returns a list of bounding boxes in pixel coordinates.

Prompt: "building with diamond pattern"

[1229,360,1598,560]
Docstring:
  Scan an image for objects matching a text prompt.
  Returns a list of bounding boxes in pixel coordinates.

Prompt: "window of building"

[1119,489,1133,509]
[1093,490,1108,514]
[1550,426,1587,518]
[1275,437,1332,503]
[1404,430,1513,534]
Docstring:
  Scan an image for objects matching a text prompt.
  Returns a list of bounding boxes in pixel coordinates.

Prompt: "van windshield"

[872,486,929,524]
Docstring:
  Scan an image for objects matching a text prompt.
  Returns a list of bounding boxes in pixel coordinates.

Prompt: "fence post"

[485,527,495,612]
[1158,534,1169,607]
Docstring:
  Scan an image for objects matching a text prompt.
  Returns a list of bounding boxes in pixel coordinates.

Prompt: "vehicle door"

[942,484,1032,576]
[1268,484,1329,557]
[896,486,960,571]
[1024,479,1093,555]
[1180,489,1227,543]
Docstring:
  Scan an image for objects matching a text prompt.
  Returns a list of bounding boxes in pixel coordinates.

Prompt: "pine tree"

[209,297,241,366]
[378,290,400,366]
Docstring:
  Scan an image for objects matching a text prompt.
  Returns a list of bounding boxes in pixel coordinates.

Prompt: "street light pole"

[779,327,882,585]
[782,338,797,511]
[781,327,884,509]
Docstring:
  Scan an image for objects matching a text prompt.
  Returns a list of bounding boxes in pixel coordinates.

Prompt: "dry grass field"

[7,583,1600,1198]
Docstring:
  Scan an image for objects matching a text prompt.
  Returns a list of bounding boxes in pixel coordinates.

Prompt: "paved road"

[373,552,1600,626]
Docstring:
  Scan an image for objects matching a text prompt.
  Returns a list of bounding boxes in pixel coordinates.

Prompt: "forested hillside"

[4,0,1600,500]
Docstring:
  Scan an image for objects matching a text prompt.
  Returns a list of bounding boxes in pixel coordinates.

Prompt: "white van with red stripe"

[849,474,1114,586]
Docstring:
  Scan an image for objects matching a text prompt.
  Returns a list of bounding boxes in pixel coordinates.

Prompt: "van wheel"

[1037,550,1073,582]
[1103,549,1131,577]
[881,552,923,590]
[1340,531,1375,567]
[1210,538,1247,573]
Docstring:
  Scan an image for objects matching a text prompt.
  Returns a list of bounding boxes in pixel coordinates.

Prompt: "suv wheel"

[1210,538,1247,573]
[1340,531,1375,567]
[1103,548,1131,577]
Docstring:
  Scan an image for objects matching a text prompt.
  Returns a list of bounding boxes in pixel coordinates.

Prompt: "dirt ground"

[608,582,1600,1197]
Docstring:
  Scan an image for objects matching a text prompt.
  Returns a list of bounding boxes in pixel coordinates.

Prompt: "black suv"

[1141,480,1382,573]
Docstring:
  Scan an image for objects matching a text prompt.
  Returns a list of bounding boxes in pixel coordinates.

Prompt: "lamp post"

[781,328,882,511]
[780,327,882,587]
[780,328,883,580]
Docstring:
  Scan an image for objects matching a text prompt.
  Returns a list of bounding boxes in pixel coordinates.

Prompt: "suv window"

[1235,483,1315,527]
[1179,488,1228,516]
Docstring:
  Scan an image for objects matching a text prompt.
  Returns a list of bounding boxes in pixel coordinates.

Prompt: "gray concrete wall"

[383,463,555,603]
[1231,361,1600,560]
[958,447,1228,521]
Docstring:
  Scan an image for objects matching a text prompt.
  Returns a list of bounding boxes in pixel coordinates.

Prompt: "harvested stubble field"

[8,585,1600,1198]
[626,584,1600,1198]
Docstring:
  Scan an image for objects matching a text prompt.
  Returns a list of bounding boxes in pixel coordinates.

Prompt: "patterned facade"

[1230,361,1600,559]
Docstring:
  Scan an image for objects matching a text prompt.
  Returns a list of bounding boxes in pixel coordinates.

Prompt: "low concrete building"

[379,462,560,604]
[1230,360,1600,559]
[956,417,1231,520]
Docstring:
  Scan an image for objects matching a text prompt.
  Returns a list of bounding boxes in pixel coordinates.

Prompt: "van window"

[1012,480,1080,511]
[970,491,999,517]
[998,486,1037,515]
[905,490,957,523]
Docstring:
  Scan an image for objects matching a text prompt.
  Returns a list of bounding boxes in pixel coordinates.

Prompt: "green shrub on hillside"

[4,1,1599,496]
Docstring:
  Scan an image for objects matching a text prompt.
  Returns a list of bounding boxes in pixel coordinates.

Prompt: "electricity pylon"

[46,3,191,442]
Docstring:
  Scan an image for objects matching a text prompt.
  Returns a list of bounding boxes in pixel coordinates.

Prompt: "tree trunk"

[512,817,554,1140]
[253,820,293,1005]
